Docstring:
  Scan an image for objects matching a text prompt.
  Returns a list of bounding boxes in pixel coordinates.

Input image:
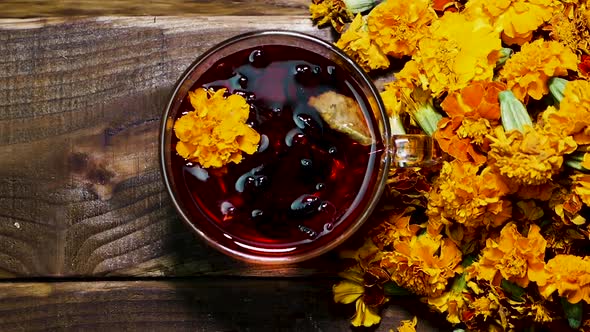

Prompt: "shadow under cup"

[160,31,391,264]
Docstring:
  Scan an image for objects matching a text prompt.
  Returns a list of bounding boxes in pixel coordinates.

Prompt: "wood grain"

[0,0,309,18]
[0,16,344,278]
[0,279,447,331]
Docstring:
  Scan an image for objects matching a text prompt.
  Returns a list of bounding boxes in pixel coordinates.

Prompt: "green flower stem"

[496,47,513,67]
[499,90,533,133]
[389,113,407,135]
[343,0,382,13]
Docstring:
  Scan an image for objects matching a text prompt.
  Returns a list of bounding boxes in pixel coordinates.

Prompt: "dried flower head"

[335,14,390,72]
[381,233,463,297]
[487,126,577,186]
[499,40,578,101]
[466,223,547,288]
[537,254,590,303]
[405,12,502,96]
[367,0,437,58]
[309,0,354,33]
[465,0,560,45]
[174,88,260,168]
[434,81,506,165]
[427,160,512,234]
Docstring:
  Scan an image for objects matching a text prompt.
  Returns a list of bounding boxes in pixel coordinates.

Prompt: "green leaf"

[565,152,590,172]
[500,279,526,302]
[383,282,412,296]
[561,297,583,329]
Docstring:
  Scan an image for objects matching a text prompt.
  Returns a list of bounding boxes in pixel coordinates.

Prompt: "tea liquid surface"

[171,45,382,255]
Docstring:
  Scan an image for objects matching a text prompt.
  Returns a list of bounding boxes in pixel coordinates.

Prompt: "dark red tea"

[170,45,382,257]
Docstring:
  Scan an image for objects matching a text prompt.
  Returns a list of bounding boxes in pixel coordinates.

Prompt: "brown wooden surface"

[0,11,443,332]
[0,16,339,279]
[0,279,447,332]
[0,0,309,18]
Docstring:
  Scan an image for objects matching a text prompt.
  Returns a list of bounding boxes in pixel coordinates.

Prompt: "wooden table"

[0,2,445,331]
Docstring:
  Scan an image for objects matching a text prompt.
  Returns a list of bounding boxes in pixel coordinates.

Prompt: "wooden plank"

[0,0,309,18]
[0,279,446,331]
[0,16,345,278]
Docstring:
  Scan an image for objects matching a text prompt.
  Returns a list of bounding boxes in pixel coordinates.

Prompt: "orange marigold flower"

[309,0,353,33]
[174,88,260,168]
[466,223,547,288]
[426,160,512,233]
[434,81,506,165]
[487,126,577,185]
[371,208,420,249]
[405,12,502,97]
[335,14,390,72]
[542,80,590,144]
[381,233,463,297]
[499,40,578,101]
[464,0,560,45]
[366,0,437,58]
[536,254,590,304]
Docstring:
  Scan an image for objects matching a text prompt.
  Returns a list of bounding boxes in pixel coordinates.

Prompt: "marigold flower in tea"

[464,0,560,45]
[499,39,578,101]
[395,316,417,332]
[466,223,547,288]
[380,233,463,297]
[173,88,260,169]
[536,254,590,304]
[407,12,502,96]
[335,14,390,72]
[366,0,437,58]
[426,160,512,235]
[434,81,506,165]
[309,0,354,33]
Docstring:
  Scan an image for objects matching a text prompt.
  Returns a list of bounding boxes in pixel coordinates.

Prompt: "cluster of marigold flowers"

[310,0,590,330]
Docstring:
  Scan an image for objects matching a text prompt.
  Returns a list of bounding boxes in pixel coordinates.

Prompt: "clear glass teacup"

[160,31,436,264]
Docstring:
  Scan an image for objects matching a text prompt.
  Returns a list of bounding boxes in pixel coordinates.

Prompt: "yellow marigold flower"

[174,88,260,168]
[536,254,590,303]
[381,233,463,297]
[543,80,590,144]
[464,0,560,45]
[394,316,417,332]
[309,0,353,33]
[367,0,437,58]
[466,223,547,288]
[335,14,390,72]
[573,173,590,206]
[488,126,577,185]
[427,289,467,324]
[427,160,512,233]
[546,2,590,55]
[499,40,578,101]
[407,12,502,97]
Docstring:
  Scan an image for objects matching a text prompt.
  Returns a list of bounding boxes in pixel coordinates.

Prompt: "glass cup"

[160,31,436,264]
